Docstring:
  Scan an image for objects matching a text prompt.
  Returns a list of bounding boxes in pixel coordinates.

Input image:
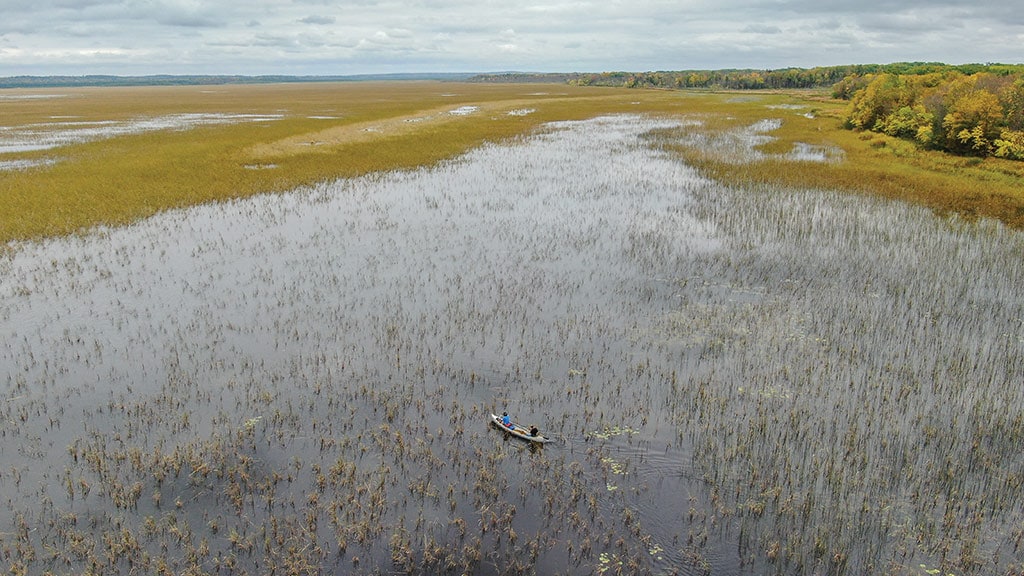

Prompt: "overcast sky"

[0,0,1021,76]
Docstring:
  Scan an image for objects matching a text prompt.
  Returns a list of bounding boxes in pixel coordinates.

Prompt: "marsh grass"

[0,82,681,242]
[656,91,1024,227]
[4,83,1024,243]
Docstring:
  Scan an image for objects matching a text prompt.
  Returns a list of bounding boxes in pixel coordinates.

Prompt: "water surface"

[1,115,1022,575]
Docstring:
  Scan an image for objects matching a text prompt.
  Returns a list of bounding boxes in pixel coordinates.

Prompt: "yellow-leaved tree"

[995,78,1024,159]
[941,74,1005,155]
[847,74,911,130]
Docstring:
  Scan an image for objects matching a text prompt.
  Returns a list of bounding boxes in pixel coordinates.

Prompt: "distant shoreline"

[0,72,481,89]
[6,62,1021,91]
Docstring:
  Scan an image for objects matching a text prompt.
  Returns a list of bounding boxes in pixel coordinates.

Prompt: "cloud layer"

[1,0,1021,75]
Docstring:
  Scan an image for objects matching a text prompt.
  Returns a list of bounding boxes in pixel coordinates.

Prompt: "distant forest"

[471,62,1024,90]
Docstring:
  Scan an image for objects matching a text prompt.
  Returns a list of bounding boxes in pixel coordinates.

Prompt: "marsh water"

[1,115,1023,575]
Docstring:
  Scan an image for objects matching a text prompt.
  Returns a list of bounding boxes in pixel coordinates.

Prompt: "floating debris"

[600,456,627,475]
[588,425,640,440]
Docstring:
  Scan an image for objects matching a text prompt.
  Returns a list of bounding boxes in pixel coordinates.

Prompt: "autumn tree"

[841,69,1024,160]
[995,78,1024,159]
[1000,77,1024,131]
[847,74,916,131]
[940,74,1005,155]
[833,75,870,100]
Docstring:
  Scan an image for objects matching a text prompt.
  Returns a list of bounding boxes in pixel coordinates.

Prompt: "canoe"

[490,413,553,444]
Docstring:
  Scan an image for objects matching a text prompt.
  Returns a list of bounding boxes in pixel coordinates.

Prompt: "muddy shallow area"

[1,115,1023,575]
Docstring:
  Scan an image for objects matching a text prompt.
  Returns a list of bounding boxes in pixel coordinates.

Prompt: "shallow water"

[1,115,1022,575]
[0,113,282,168]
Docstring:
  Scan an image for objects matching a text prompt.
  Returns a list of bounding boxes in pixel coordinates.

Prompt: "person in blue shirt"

[501,412,511,427]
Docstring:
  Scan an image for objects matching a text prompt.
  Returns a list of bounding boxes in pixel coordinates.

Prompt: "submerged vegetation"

[1,113,1022,575]
[1,81,1024,574]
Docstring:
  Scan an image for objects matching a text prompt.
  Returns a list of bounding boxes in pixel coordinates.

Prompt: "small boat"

[490,413,553,444]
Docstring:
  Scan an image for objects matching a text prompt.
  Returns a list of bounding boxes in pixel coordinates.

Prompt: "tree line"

[548,62,1022,91]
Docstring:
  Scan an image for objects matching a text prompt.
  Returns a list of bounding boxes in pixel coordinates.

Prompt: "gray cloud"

[298,15,336,25]
[0,0,1019,75]
[742,24,782,34]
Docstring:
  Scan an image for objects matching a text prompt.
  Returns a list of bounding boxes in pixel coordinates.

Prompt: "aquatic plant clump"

[0,114,1022,575]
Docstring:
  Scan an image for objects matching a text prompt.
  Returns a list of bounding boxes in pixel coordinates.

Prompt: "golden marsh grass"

[3,82,1024,244]
[658,91,1024,227]
[1,82,670,242]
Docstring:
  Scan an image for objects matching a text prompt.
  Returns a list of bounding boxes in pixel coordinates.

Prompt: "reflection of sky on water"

[0,113,282,166]
[1,114,715,395]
